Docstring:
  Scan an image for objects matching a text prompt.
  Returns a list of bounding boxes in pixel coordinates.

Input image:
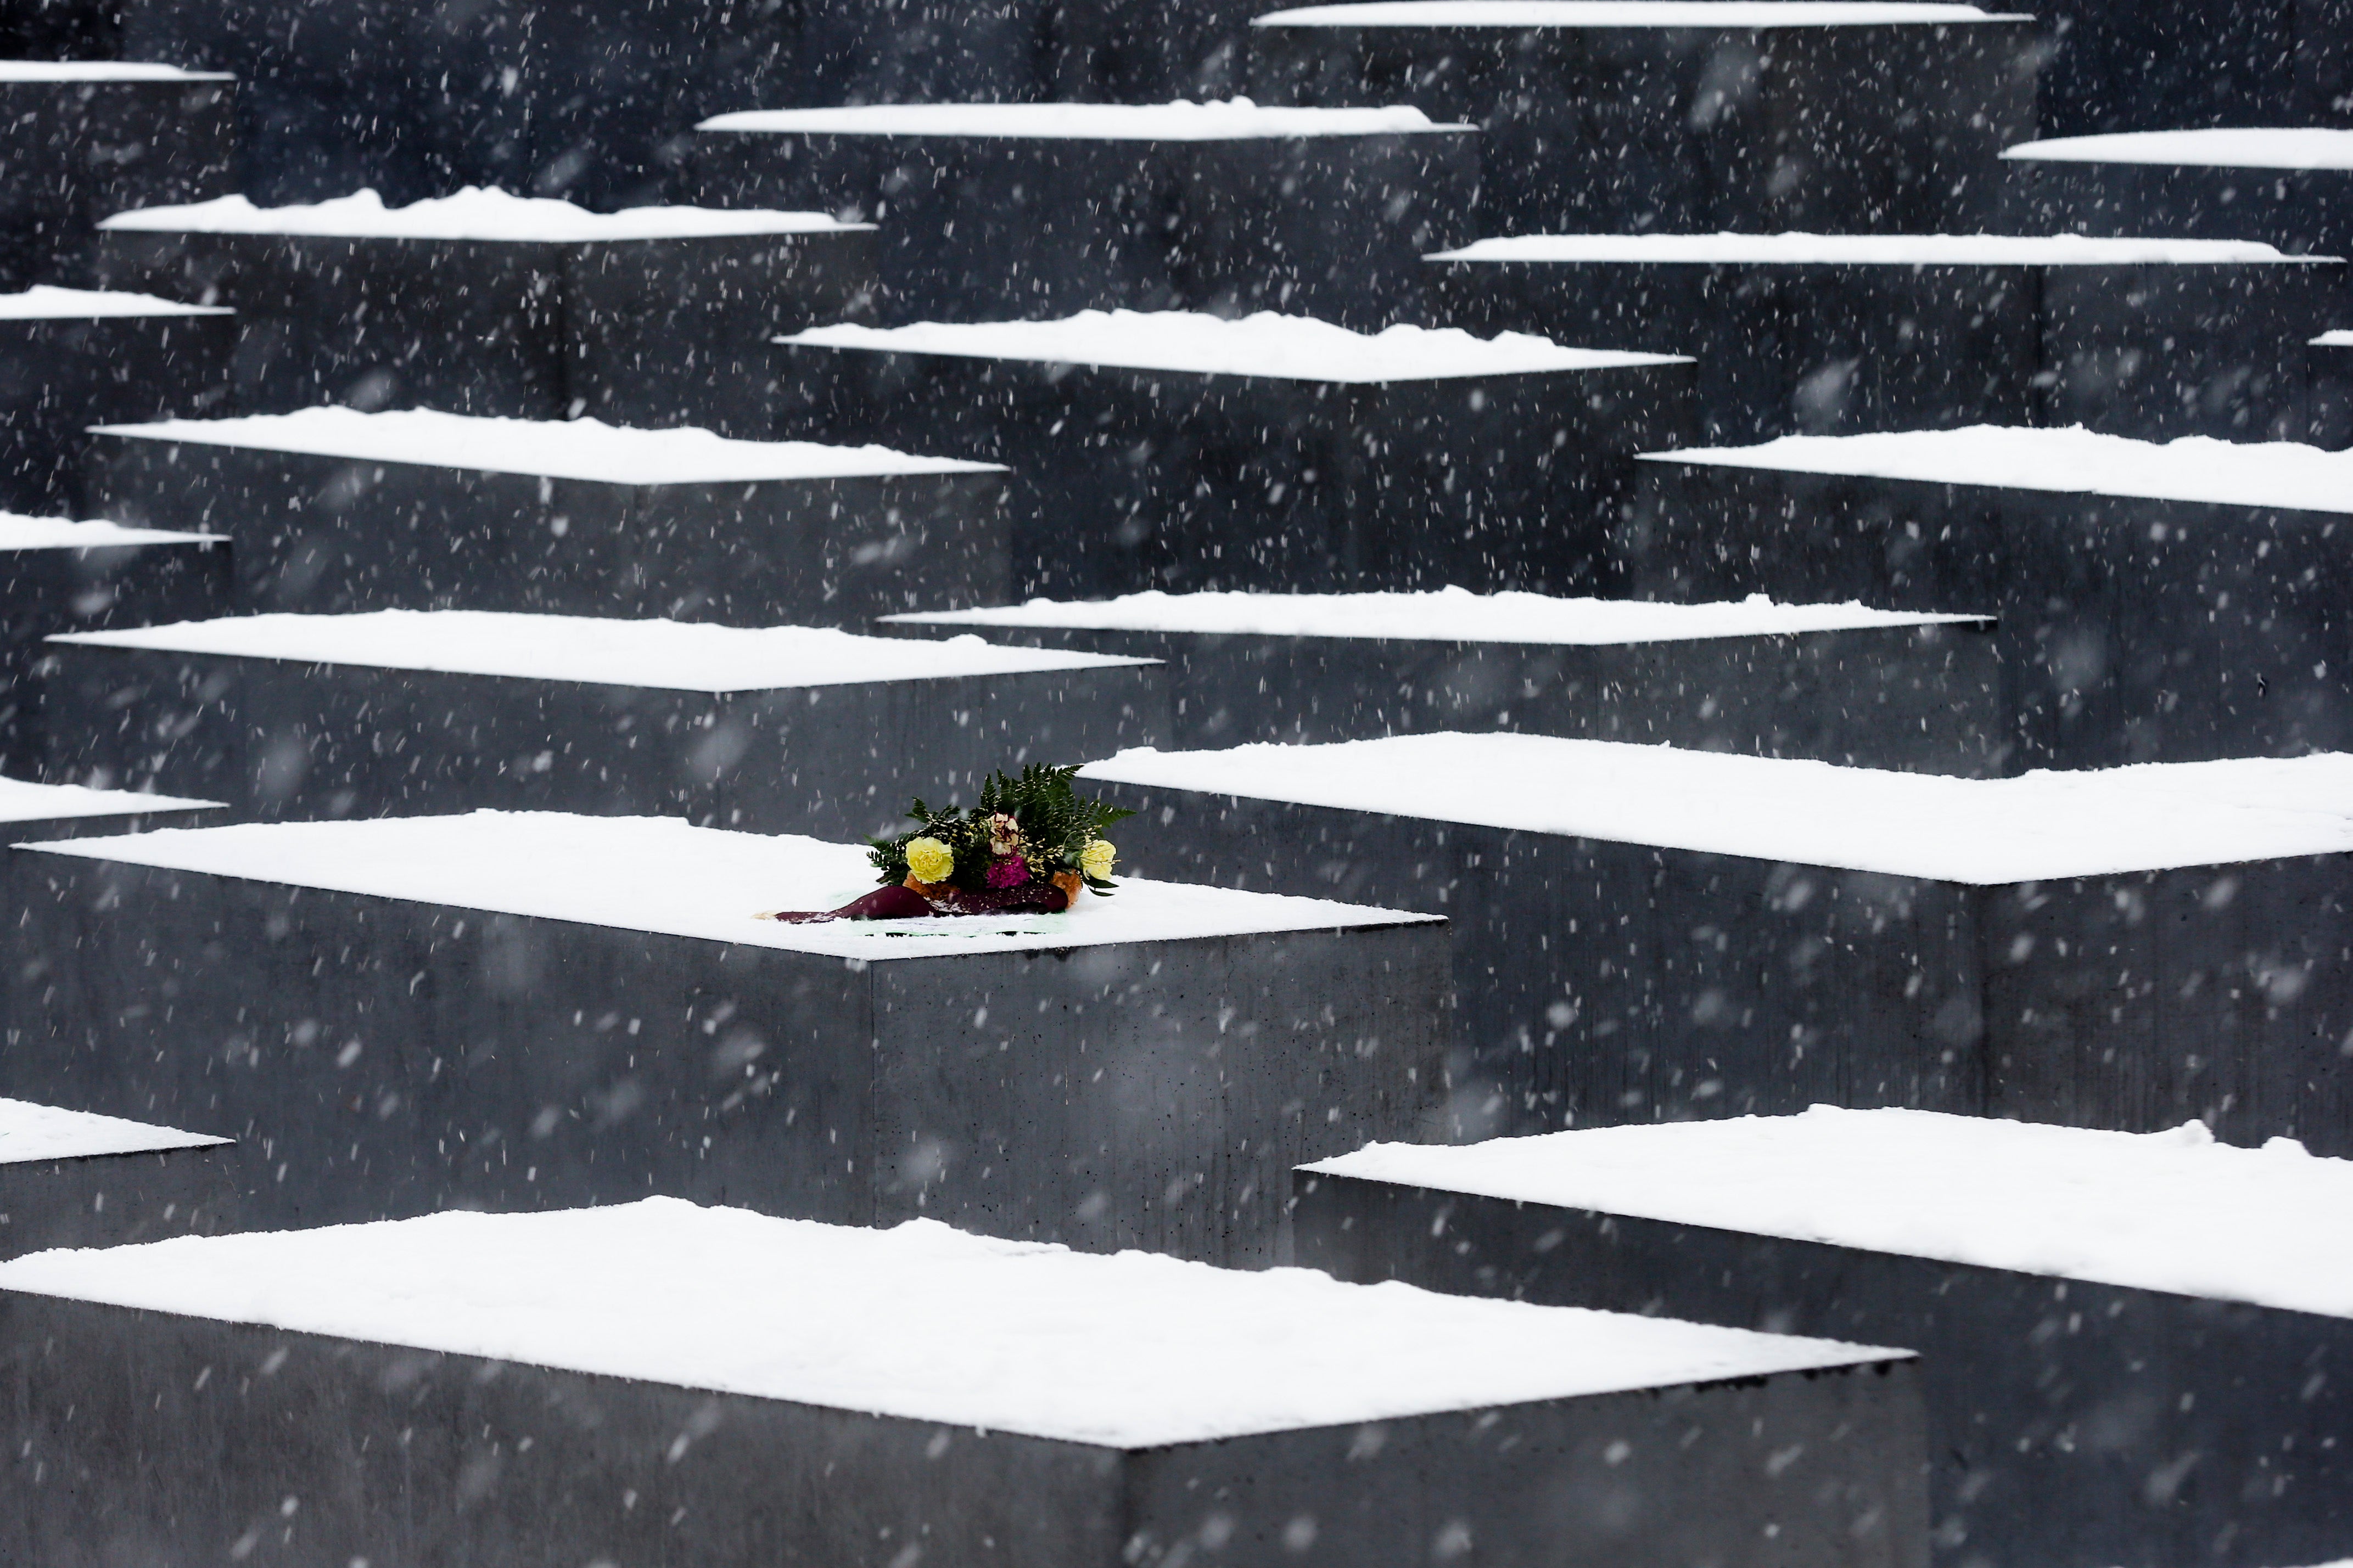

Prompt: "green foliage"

[867,765,1136,894]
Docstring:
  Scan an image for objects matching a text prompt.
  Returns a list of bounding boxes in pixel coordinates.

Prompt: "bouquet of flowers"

[867,764,1133,915]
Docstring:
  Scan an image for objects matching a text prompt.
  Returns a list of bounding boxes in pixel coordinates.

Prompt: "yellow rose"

[905,836,955,884]
[1080,839,1116,880]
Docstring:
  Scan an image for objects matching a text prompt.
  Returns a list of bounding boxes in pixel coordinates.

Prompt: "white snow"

[1310,1107,2353,1319]
[1256,2,2023,27]
[0,775,217,825]
[92,408,999,486]
[787,311,1682,381]
[2317,330,2353,348]
[100,188,867,242]
[0,513,218,550]
[26,811,1441,959]
[0,285,232,319]
[0,1098,228,1165]
[1432,232,2319,265]
[0,1198,1901,1445]
[700,98,1468,139]
[0,61,231,81]
[56,611,1153,694]
[2003,128,2353,171]
[889,588,1982,644]
[1642,425,2353,515]
[1078,734,2353,884]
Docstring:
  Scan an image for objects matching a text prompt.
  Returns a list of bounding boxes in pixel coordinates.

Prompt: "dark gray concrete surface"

[0,1143,239,1258]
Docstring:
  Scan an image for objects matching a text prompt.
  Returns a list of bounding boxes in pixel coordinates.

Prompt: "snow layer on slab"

[0,61,231,81]
[1078,734,2353,883]
[27,812,1439,959]
[92,408,999,486]
[0,285,232,319]
[889,588,1982,644]
[2003,128,2353,170]
[1256,2,2021,27]
[701,97,1467,139]
[0,1098,228,1165]
[1310,1107,2353,1319]
[1432,232,2317,265]
[2317,329,2353,347]
[100,188,866,242]
[0,513,217,550]
[0,1199,1901,1445]
[787,311,1681,381]
[1642,425,2353,514]
[0,775,216,824]
[56,611,1153,693]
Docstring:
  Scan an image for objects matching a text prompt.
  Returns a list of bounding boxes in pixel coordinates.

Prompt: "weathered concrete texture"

[769,345,1694,598]
[1251,20,2038,237]
[0,311,233,515]
[882,617,2009,775]
[2026,0,2349,137]
[0,76,236,289]
[2006,162,2353,276]
[2317,336,2353,451]
[1093,780,2353,1154]
[1295,1170,2353,1568]
[44,642,1169,840]
[0,1290,1928,1568]
[86,435,1010,626]
[3,855,1447,1265]
[0,536,228,775]
[0,0,121,59]
[1622,464,2353,769]
[94,226,877,425]
[0,1145,239,1260]
[788,0,1266,106]
[1436,258,2345,445]
[689,128,1478,329]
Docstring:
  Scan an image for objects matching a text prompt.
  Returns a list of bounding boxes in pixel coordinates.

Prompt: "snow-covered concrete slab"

[0,1100,238,1261]
[693,102,1478,329]
[699,98,1469,139]
[888,591,2002,769]
[1642,426,2353,513]
[94,190,877,427]
[13,812,1446,1262]
[0,776,217,830]
[0,1201,1925,1568]
[1433,231,2323,263]
[100,188,865,241]
[96,408,993,486]
[2004,128,2353,170]
[46,614,1167,834]
[1083,737,2353,1154]
[2318,329,2353,348]
[1083,733,2353,884]
[85,411,1010,625]
[0,285,230,319]
[1257,1,2019,24]
[0,513,216,552]
[779,311,1692,598]
[1296,1108,2353,1568]
[789,310,1679,381]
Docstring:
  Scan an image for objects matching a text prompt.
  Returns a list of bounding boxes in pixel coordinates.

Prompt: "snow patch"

[2003,128,2353,171]
[890,588,1983,644]
[0,1098,228,1165]
[101,188,867,242]
[701,97,1466,139]
[0,775,217,825]
[0,285,232,319]
[1433,231,2318,265]
[1079,735,2353,884]
[1311,1107,2353,1319]
[0,1199,1901,1446]
[58,611,1155,694]
[0,61,231,81]
[26,812,1441,960]
[1256,2,2023,27]
[1642,425,2353,515]
[0,513,219,550]
[787,310,1682,381]
[2317,329,2353,348]
[93,408,999,486]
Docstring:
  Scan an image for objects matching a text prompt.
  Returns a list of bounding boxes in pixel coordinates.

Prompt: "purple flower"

[983,854,1032,890]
